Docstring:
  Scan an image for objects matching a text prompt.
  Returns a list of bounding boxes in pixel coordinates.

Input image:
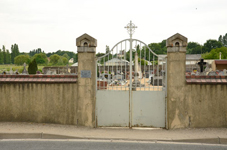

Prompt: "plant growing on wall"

[28,59,38,74]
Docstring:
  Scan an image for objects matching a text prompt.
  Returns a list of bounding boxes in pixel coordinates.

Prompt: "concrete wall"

[167,38,227,129]
[0,83,79,125]
[77,53,96,127]
[168,78,227,128]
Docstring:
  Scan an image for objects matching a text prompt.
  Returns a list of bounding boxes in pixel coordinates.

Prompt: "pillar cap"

[76,33,97,47]
[166,33,187,47]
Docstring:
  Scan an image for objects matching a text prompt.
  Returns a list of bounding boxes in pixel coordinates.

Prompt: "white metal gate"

[96,21,167,128]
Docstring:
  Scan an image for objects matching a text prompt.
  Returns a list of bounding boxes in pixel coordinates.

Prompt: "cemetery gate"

[96,21,167,128]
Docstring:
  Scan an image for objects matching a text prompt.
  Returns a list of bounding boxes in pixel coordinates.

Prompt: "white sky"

[0,0,227,54]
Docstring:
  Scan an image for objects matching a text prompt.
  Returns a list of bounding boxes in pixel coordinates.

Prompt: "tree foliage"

[63,53,70,60]
[50,54,60,65]
[6,50,11,64]
[106,45,110,54]
[202,39,222,53]
[203,47,227,59]
[186,42,202,54]
[28,59,38,74]
[49,54,68,65]
[32,53,48,65]
[218,33,227,47]
[14,55,30,65]
[0,49,3,64]
[29,48,43,57]
[11,44,20,64]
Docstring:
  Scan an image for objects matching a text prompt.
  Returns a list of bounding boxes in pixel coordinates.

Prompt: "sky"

[0,0,227,54]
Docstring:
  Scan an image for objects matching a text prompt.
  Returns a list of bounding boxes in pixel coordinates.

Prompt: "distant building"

[104,58,131,66]
[69,58,74,63]
[71,62,102,66]
[212,60,227,71]
[158,54,202,65]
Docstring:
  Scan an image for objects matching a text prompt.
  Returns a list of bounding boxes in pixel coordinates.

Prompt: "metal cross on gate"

[124,21,138,128]
[198,58,207,72]
[124,21,137,38]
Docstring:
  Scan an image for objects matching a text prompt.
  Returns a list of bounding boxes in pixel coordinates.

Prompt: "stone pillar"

[166,33,187,129]
[76,33,97,127]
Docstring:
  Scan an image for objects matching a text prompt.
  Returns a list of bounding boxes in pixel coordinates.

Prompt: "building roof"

[215,60,227,64]
[158,54,201,61]
[105,58,129,63]
[186,54,201,60]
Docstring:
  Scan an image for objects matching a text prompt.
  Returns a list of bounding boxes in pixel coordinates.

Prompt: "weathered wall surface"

[167,33,227,129]
[168,81,227,128]
[0,83,79,125]
[77,52,96,127]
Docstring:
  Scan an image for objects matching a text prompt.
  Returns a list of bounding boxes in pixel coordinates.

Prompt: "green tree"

[2,45,6,64]
[203,47,227,59]
[219,33,227,47]
[73,53,78,63]
[106,45,110,54]
[56,56,68,65]
[224,33,227,47]
[28,59,38,74]
[11,44,20,64]
[202,39,222,53]
[0,49,3,64]
[33,53,48,65]
[46,50,76,58]
[6,50,11,64]
[62,57,68,65]
[63,53,70,60]
[29,48,43,57]
[138,58,148,66]
[14,55,30,65]
[186,42,202,54]
[50,54,60,65]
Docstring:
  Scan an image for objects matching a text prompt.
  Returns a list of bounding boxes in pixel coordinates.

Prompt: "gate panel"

[132,91,165,127]
[96,90,129,127]
[96,21,167,128]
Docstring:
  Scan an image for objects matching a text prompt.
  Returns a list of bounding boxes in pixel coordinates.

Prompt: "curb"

[0,133,226,145]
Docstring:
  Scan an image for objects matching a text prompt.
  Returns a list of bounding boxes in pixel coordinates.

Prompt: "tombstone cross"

[198,58,207,72]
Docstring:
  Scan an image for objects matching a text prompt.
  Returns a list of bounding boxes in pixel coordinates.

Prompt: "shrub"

[28,59,38,74]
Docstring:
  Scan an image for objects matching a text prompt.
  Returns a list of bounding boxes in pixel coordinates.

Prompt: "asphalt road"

[0,139,227,150]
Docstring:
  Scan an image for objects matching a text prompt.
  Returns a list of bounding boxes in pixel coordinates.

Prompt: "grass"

[0,64,44,73]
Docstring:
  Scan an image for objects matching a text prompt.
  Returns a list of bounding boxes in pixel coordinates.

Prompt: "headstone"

[46,69,52,75]
[15,69,19,75]
[9,67,13,75]
[52,70,57,75]
[223,69,227,76]
[66,64,69,74]
[22,63,28,74]
[131,52,144,90]
[198,58,206,72]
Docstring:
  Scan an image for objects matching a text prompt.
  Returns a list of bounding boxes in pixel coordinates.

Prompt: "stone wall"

[168,81,227,128]
[0,82,79,125]
[167,33,227,129]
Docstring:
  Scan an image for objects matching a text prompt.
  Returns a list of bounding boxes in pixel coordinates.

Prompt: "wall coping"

[186,75,227,84]
[0,75,77,83]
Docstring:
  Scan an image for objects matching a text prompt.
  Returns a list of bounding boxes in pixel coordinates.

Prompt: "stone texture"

[167,33,227,129]
[0,83,78,125]
[76,34,96,127]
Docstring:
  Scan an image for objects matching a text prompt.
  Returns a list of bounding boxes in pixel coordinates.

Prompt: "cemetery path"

[0,122,227,144]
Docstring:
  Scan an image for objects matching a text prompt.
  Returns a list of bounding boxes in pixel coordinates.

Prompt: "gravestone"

[46,69,52,75]
[223,69,226,76]
[131,52,144,90]
[22,63,28,74]
[198,58,206,72]
[9,67,13,75]
[15,69,19,75]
